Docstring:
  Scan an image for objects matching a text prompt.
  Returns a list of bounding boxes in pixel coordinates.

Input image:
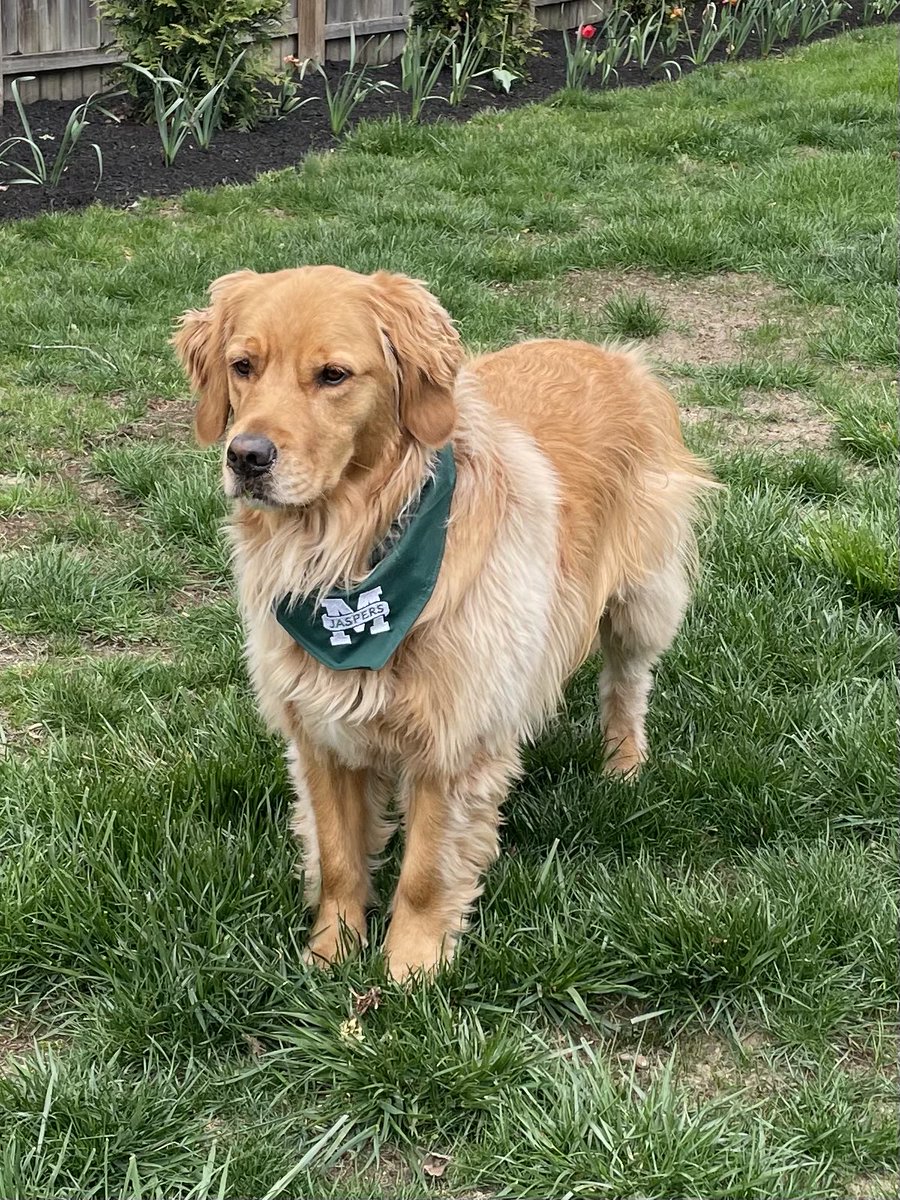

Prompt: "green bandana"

[274,446,456,672]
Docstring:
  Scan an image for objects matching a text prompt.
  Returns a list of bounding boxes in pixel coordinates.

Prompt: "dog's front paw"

[303,903,366,968]
[383,918,451,983]
[602,731,647,778]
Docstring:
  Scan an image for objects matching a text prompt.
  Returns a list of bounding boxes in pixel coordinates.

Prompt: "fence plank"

[16,0,42,102]
[535,1,595,30]
[324,15,407,37]
[42,0,63,98]
[2,45,123,73]
[0,0,23,106]
[269,0,296,67]
[2,0,20,57]
[324,0,349,63]
[299,0,325,59]
[59,0,82,97]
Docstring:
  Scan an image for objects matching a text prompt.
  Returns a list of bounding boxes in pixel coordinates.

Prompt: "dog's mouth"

[226,472,279,507]
[237,478,273,502]
[229,476,318,511]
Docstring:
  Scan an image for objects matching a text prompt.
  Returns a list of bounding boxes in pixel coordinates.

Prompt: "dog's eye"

[320,365,349,387]
[231,358,252,378]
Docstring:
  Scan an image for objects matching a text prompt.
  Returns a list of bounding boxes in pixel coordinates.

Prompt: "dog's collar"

[274,446,456,672]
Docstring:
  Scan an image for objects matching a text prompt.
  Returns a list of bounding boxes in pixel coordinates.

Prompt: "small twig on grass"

[26,344,119,372]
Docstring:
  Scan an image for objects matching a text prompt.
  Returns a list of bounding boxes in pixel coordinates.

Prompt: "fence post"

[298,0,326,62]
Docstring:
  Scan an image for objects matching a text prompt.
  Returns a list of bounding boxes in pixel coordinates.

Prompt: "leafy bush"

[100,0,284,127]
[410,0,539,71]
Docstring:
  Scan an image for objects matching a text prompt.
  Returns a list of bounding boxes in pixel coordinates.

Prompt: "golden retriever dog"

[173,266,714,981]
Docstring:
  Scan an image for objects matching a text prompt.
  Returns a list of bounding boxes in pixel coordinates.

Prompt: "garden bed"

[0,0,893,222]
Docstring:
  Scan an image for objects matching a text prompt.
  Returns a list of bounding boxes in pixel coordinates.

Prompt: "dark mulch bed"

[0,2,892,222]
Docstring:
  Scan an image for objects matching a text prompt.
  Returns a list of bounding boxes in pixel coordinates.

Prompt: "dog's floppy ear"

[171,306,228,446]
[370,272,463,448]
[171,270,257,447]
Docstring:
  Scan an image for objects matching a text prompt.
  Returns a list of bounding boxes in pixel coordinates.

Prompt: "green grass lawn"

[0,26,897,1200]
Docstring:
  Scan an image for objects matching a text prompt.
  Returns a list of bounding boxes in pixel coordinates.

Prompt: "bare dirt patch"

[328,1145,416,1193]
[841,1029,900,1083]
[78,476,142,527]
[0,633,168,681]
[0,1010,67,1075]
[545,269,799,366]
[0,510,49,548]
[597,1030,784,1101]
[552,1018,788,1105]
[174,580,228,610]
[682,389,833,452]
[19,444,140,530]
[1,456,144,542]
[45,395,194,526]
[739,391,832,449]
[0,634,55,671]
[675,1032,786,1101]
[666,1029,897,1113]
[111,394,195,442]
[77,394,193,453]
[0,1019,41,1070]
[848,1173,900,1200]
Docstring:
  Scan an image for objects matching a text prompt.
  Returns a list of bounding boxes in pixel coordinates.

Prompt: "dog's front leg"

[291,731,372,967]
[384,775,456,981]
[384,761,507,982]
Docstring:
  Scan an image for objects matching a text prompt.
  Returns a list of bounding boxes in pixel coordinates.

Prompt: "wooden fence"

[1,0,595,108]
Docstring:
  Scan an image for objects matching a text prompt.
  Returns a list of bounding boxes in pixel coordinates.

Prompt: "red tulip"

[580,23,597,39]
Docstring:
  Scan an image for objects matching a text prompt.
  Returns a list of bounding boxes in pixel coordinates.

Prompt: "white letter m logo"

[319,587,391,647]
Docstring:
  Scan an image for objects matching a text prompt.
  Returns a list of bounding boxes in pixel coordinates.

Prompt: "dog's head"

[172,266,462,507]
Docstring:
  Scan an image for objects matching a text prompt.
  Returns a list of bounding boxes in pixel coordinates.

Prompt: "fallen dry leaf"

[352,986,382,1016]
[422,1152,451,1179]
[243,1034,265,1058]
[617,1051,652,1070]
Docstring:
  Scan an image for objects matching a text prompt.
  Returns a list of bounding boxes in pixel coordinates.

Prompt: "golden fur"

[173,265,715,980]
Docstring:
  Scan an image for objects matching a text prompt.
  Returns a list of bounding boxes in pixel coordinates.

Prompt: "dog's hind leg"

[598,553,691,776]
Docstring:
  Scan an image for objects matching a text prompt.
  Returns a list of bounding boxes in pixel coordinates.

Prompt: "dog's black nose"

[227,434,277,477]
